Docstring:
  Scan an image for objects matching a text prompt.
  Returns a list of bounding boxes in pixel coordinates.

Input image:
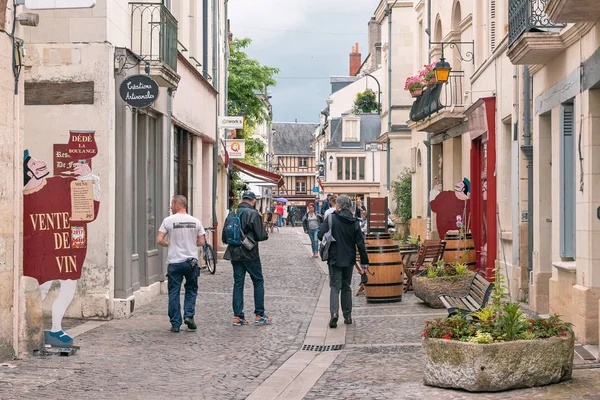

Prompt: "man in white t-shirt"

[157,195,205,332]
[323,195,339,218]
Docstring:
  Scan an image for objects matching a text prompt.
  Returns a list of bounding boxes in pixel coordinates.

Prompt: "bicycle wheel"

[204,244,216,274]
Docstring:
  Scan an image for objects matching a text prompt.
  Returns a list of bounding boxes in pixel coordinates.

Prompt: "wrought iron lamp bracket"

[429,40,475,65]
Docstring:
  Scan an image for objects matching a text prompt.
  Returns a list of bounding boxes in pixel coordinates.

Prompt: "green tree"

[227,38,279,196]
[392,169,412,237]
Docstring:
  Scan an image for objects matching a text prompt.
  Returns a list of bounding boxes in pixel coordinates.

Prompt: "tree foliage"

[392,169,412,224]
[352,88,380,114]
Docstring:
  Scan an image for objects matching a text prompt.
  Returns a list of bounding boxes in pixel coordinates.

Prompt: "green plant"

[469,331,494,344]
[421,315,476,341]
[454,262,468,276]
[490,260,508,310]
[392,169,412,225]
[521,331,537,340]
[497,302,528,341]
[352,89,381,114]
[407,235,420,246]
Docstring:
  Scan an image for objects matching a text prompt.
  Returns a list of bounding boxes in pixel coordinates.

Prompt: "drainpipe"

[425,0,432,238]
[511,66,520,292]
[521,66,533,280]
[386,2,392,192]
[167,88,173,199]
[203,0,209,78]
[211,0,220,249]
[12,90,20,357]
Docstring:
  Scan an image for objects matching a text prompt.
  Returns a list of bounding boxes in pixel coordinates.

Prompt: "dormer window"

[342,117,360,142]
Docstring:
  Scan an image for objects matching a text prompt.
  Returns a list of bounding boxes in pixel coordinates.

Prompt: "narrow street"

[2,227,600,399]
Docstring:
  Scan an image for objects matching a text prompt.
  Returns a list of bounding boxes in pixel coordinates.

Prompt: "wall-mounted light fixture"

[429,40,474,84]
[329,155,333,171]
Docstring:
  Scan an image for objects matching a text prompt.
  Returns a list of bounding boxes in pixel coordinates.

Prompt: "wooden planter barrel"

[443,231,477,270]
[364,241,403,303]
[365,232,393,246]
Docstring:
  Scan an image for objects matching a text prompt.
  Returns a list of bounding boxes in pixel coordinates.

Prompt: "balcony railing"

[131,2,178,72]
[409,71,465,123]
[508,0,565,47]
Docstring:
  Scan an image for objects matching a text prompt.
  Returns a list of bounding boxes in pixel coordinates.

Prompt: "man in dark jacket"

[318,194,369,328]
[222,191,271,326]
[321,194,332,214]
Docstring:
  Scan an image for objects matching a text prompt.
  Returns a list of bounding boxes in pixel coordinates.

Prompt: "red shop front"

[465,97,497,280]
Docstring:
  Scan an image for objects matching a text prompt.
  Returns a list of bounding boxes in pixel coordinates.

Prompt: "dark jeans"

[232,260,265,318]
[328,264,353,318]
[167,261,199,327]
[309,228,319,253]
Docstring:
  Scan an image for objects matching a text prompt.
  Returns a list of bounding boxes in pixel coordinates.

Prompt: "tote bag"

[319,213,336,261]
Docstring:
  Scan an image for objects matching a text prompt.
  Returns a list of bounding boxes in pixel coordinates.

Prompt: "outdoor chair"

[404,239,446,292]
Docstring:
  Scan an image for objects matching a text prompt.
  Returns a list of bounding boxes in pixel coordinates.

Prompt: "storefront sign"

[25,0,96,9]
[219,116,244,129]
[225,139,245,159]
[119,75,159,108]
[66,131,98,158]
[312,186,319,193]
[54,144,93,175]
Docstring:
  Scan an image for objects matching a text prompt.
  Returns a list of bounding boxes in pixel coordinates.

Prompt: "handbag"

[319,213,336,261]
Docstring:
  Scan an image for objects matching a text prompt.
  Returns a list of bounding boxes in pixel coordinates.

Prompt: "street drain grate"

[302,344,344,352]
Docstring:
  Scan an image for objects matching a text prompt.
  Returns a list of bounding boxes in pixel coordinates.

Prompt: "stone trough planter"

[422,335,574,392]
[413,272,475,308]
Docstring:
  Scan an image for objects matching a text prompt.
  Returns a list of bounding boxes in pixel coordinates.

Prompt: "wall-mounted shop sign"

[119,75,159,108]
[219,116,244,129]
[66,131,98,158]
[365,142,387,151]
[225,139,245,159]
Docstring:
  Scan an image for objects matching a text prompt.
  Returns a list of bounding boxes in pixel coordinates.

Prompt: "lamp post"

[364,73,381,114]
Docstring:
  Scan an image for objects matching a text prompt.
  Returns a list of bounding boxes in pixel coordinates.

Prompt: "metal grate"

[301,344,344,352]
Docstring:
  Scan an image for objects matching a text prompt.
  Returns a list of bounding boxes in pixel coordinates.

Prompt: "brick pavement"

[0,227,325,400]
[3,226,600,399]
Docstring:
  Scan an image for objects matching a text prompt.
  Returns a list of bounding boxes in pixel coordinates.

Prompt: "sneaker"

[233,316,249,326]
[344,316,353,325]
[255,314,272,325]
[184,317,197,331]
[171,325,180,333]
[329,314,338,329]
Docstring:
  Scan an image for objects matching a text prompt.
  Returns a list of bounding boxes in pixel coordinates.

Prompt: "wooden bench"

[439,273,494,316]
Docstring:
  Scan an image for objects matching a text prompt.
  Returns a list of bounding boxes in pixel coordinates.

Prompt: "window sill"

[552,261,576,273]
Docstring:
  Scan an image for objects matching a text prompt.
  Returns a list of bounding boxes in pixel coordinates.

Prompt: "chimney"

[368,17,382,71]
[349,42,361,76]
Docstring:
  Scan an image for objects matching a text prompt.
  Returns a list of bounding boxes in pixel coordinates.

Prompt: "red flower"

[442,334,451,340]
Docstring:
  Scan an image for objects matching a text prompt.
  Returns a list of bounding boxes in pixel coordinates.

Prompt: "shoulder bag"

[319,213,336,261]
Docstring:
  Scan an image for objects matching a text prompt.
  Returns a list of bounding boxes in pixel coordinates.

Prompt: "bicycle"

[201,227,216,274]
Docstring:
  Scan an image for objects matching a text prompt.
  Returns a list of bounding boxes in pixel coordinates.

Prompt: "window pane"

[337,157,343,180]
[351,158,357,180]
[345,158,350,180]
[359,158,365,180]
[147,117,157,250]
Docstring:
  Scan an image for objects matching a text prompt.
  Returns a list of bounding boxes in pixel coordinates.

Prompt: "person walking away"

[303,203,323,258]
[359,209,368,233]
[275,202,284,227]
[354,199,367,219]
[283,205,289,226]
[222,191,271,325]
[323,195,338,218]
[321,194,332,215]
[157,195,205,333]
[318,195,369,328]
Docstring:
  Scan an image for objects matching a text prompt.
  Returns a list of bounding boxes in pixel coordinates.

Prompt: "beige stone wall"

[24,43,115,319]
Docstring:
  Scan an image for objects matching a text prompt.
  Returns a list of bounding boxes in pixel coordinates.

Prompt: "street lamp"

[329,155,333,171]
[364,73,381,114]
[434,57,452,83]
[429,40,474,84]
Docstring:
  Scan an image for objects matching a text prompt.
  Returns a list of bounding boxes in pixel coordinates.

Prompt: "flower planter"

[422,335,574,392]
[413,272,474,308]
[425,76,438,88]
[410,87,423,98]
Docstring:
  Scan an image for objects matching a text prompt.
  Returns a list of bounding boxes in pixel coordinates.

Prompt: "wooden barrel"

[365,232,394,246]
[443,231,477,270]
[364,242,403,303]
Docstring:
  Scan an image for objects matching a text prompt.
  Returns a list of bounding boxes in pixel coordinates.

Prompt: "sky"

[228,0,379,123]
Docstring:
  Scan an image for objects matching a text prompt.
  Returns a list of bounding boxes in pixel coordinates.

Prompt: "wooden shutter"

[490,0,497,53]
[559,104,576,259]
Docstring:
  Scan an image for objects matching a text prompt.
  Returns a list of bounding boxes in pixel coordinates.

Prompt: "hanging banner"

[66,131,98,159]
[225,139,245,159]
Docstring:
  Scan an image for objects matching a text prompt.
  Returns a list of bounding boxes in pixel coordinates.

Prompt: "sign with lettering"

[119,75,159,108]
[225,139,245,159]
[219,116,244,129]
[66,131,98,158]
[54,144,92,175]
[25,0,96,9]
[365,142,386,152]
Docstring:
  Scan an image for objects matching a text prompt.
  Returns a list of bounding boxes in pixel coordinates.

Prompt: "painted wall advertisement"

[23,130,101,347]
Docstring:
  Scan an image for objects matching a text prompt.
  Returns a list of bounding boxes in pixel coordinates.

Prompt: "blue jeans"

[309,228,319,253]
[277,214,282,227]
[232,260,265,318]
[167,260,199,327]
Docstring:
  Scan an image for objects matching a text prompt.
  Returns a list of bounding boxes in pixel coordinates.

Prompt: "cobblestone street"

[2,227,600,399]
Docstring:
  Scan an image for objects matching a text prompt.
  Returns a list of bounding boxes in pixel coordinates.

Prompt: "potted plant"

[413,261,474,308]
[420,62,438,88]
[404,76,424,98]
[352,88,381,114]
[420,264,574,392]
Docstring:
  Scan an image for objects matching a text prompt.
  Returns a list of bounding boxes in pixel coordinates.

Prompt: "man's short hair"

[329,195,337,205]
[337,195,352,210]
[173,195,187,209]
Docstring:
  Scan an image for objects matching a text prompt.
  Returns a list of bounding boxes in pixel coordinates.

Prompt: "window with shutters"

[559,103,576,259]
[490,0,496,53]
[298,157,308,168]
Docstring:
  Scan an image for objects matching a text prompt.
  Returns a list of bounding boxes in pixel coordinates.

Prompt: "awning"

[233,160,284,187]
